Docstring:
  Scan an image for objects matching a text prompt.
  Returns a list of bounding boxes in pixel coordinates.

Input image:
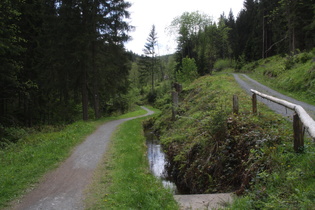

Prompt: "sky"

[124,0,245,55]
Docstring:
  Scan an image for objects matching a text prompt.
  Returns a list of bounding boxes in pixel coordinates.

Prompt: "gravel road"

[233,74,315,120]
[10,106,154,210]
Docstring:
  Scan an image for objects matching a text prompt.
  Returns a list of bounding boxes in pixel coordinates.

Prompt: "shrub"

[284,55,295,70]
[214,59,235,71]
[177,57,198,83]
[0,125,29,148]
[147,91,157,103]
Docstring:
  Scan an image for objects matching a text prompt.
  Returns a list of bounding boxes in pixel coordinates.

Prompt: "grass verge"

[0,106,147,208]
[239,50,315,106]
[84,107,178,210]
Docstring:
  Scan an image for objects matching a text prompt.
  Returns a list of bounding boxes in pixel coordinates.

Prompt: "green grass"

[85,108,178,209]
[116,105,148,119]
[0,106,148,208]
[153,74,292,193]
[229,139,315,209]
[240,50,315,106]
[151,73,315,208]
[229,52,315,208]
[214,58,236,72]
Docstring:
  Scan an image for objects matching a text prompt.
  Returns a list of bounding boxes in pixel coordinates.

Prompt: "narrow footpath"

[10,107,154,210]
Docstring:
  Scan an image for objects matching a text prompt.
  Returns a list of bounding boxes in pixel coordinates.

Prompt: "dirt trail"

[9,106,154,210]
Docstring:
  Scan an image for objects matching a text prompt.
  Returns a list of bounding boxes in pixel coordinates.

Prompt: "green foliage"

[152,74,292,195]
[85,112,178,209]
[0,120,103,208]
[0,126,29,148]
[241,50,315,105]
[151,72,315,208]
[177,57,198,83]
[168,11,214,74]
[230,139,315,209]
[147,91,157,103]
[227,51,315,208]
[0,0,133,125]
[169,0,315,75]
[284,55,295,70]
[235,54,247,71]
[0,107,148,208]
[214,59,236,71]
[133,54,177,105]
[0,0,24,125]
[143,25,159,93]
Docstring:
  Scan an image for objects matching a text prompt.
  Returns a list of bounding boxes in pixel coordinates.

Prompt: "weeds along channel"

[150,74,315,209]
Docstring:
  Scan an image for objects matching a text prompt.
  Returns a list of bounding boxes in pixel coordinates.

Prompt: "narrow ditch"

[144,128,178,194]
[144,128,234,209]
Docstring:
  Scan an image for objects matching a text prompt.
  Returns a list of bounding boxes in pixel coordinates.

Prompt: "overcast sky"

[124,0,245,55]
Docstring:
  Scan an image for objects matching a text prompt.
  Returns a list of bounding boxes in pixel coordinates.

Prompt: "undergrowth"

[150,74,315,208]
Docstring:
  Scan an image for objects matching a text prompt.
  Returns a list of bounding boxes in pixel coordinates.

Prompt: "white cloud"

[125,0,245,55]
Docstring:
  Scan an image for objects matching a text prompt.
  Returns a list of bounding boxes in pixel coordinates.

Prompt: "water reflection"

[145,130,177,194]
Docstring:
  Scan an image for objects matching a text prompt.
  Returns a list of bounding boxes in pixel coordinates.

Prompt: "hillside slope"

[239,50,315,105]
[152,74,290,193]
[150,74,315,209]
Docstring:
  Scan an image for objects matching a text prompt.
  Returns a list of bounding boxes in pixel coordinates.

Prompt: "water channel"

[145,129,178,194]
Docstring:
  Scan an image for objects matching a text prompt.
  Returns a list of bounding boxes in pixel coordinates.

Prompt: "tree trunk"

[151,58,155,93]
[262,15,265,59]
[0,99,4,121]
[82,70,89,121]
[292,26,295,54]
[91,2,100,119]
[92,42,101,119]
[81,0,89,121]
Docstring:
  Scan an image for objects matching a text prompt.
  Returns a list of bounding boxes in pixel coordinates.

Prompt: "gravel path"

[233,74,315,119]
[10,106,154,210]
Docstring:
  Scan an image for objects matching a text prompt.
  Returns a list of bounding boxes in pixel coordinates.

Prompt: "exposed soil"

[8,106,154,210]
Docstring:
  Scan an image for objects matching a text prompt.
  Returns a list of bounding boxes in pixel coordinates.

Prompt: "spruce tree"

[143,25,158,93]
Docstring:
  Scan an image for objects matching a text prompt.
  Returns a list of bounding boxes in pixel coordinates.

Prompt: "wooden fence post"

[233,95,239,115]
[172,91,178,121]
[252,93,257,114]
[293,113,304,152]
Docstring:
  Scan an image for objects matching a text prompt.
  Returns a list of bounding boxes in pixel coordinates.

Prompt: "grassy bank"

[0,106,147,208]
[152,73,315,208]
[85,106,178,209]
[239,49,315,105]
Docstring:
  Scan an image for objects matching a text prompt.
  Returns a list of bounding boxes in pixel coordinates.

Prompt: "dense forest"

[1,0,315,127]
[0,0,133,127]
[170,0,315,76]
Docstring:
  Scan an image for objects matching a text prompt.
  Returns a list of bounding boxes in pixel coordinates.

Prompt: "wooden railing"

[250,89,315,152]
[172,84,314,152]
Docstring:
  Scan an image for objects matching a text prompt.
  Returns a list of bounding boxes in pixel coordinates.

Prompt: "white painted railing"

[250,89,315,152]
